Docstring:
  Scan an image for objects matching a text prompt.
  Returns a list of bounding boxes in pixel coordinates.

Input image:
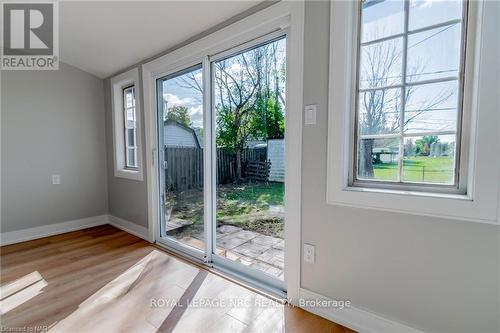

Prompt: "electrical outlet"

[303,243,315,264]
[51,174,61,185]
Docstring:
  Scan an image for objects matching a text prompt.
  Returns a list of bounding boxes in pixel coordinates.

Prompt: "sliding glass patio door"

[210,36,287,290]
[157,64,206,260]
[156,33,287,293]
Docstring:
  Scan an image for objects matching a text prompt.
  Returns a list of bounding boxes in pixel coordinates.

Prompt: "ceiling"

[59,1,262,78]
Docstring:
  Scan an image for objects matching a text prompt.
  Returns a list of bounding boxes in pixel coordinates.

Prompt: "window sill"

[327,184,498,225]
[115,168,143,181]
[344,185,471,201]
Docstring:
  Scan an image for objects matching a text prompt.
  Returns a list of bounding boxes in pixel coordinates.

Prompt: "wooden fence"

[164,147,267,191]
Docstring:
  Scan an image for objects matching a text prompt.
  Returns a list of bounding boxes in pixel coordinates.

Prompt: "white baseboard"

[298,288,424,333]
[0,215,108,246]
[0,214,151,246]
[107,215,150,242]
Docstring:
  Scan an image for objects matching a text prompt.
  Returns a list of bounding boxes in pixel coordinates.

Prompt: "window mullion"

[398,0,410,183]
[360,33,405,47]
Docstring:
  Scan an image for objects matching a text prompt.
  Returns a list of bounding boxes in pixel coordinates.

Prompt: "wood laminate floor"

[0,225,354,333]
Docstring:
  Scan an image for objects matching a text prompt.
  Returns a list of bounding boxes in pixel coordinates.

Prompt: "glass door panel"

[212,36,287,281]
[157,64,205,252]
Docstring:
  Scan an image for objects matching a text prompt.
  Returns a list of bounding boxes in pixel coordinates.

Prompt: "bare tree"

[214,52,261,180]
[177,72,203,98]
[214,40,286,181]
[172,40,285,181]
[358,38,453,177]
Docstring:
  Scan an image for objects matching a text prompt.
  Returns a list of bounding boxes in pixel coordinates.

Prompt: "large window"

[354,0,467,190]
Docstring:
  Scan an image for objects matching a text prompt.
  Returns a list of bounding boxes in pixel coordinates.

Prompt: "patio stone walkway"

[180,225,284,279]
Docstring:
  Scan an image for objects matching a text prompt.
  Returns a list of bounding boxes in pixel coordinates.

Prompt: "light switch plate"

[303,243,315,264]
[304,104,317,125]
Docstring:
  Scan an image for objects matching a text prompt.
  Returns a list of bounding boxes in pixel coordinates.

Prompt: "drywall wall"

[300,2,499,332]
[1,63,107,233]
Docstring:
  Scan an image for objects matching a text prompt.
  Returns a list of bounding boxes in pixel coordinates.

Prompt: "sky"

[160,38,286,132]
[162,67,204,128]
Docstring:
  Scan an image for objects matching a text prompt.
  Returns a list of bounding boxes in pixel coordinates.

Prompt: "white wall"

[301,2,499,332]
[1,63,108,233]
[104,75,149,227]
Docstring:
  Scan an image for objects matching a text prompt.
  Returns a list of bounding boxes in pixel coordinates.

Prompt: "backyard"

[166,182,284,239]
[374,156,454,183]
[165,182,285,279]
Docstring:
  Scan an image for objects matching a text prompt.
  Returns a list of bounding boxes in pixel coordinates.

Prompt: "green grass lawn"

[216,182,284,237]
[373,156,454,184]
[221,182,284,207]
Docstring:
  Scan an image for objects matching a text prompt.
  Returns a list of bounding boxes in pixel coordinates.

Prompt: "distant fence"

[402,166,454,183]
[164,147,267,191]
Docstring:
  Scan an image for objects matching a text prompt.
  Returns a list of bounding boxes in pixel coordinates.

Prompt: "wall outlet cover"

[303,243,315,264]
[51,174,61,185]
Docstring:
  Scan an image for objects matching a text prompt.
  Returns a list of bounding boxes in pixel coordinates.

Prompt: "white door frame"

[142,1,304,300]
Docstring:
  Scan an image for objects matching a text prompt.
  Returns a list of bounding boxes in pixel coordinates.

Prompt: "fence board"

[165,147,267,191]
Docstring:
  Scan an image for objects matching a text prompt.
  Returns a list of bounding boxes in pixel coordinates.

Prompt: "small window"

[353,0,467,191]
[123,86,138,169]
[111,68,143,181]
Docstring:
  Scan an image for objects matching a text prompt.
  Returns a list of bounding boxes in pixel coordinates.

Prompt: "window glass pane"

[127,148,136,167]
[125,119,135,129]
[360,37,403,89]
[214,37,287,280]
[127,128,135,146]
[355,0,465,188]
[358,87,401,135]
[407,23,462,83]
[403,135,456,184]
[357,137,400,181]
[362,0,405,43]
[160,65,205,251]
[124,89,134,108]
[126,108,135,121]
[409,0,463,31]
[404,80,458,134]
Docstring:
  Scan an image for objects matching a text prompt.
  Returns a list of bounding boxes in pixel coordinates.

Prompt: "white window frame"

[327,0,500,224]
[111,67,143,181]
[351,0,468,193]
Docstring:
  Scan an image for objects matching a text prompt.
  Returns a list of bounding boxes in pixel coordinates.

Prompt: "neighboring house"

[245,139,267,148]
[164,119,200,148]
[193,127,204,148]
